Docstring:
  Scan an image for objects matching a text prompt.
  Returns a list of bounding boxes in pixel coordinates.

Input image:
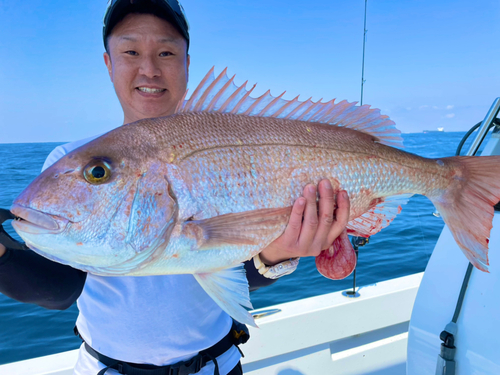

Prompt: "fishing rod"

[344,0,369,299]
[360,0,368,106]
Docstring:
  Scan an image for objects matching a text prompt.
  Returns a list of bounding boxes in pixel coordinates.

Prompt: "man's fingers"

[298,184,319,246]
[281,197,306,244]
[314,179,336,250]
[276,186,350,260]
[326,190,350,246]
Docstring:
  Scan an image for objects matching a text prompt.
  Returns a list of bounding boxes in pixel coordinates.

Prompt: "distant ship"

[423,127,444,133]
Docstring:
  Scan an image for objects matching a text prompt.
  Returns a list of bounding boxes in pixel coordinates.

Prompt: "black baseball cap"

[103,0,190,51]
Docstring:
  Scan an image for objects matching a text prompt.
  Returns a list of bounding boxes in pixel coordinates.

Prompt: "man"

[0,1,350,374]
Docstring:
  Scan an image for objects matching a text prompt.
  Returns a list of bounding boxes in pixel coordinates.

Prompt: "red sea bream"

[10,68,500,325]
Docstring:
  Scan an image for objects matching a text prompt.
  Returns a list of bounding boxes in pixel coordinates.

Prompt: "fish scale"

[158,114,447,223]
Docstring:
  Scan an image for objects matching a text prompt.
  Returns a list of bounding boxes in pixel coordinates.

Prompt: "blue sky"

[0,0,499,143]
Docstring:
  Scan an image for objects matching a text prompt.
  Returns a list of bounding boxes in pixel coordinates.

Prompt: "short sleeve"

[41,134,103,172]
[42,146,67,172]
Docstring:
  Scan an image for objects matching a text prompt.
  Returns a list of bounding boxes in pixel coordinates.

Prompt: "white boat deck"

[0,273,422,375]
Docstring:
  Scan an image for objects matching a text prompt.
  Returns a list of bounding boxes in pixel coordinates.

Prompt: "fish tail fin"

[429,156,500,272]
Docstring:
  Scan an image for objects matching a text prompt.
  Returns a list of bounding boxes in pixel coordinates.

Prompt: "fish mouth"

[10,204,69,234]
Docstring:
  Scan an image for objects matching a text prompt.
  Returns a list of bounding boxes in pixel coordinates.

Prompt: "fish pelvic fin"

[430,156,500,272]
[347,194,413,237]
[178,67,403,148]
[316,229,356,280]
[194,264,257,327]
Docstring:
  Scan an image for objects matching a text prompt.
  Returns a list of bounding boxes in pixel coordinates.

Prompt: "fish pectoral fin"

[194,264,257,327]
[347,194,413,237]
[183,206,292,250]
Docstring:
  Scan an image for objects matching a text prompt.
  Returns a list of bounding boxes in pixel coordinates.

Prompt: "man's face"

[104,13,189,124]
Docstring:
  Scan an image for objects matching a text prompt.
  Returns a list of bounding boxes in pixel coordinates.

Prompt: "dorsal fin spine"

[296,98,323,121]
[331,101,358,125]
[243,89,271,116]
[339,105,371,128]
[258,91,286,117]
[193,68,227,112]
[284,97,313,119]
[218,79,246,113]
[230,83,257,114]
[184,67,214,111]
[271,95,300,118]
[323,100,351,125]
[206,74,236,112]
[175,89,189,113]
[311,99,336,123]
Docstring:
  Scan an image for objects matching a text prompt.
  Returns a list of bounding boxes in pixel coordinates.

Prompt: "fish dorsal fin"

[346,194,413,237]
[178,67,403,148]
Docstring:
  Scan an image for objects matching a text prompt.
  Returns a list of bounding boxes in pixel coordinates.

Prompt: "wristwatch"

[253,254,299,279]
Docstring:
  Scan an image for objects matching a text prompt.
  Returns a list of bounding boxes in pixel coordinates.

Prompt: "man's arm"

[0,248,87,310]
[0,212,86,310]
[244,258,276,291]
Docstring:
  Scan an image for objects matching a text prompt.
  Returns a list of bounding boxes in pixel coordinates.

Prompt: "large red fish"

[11,68,500,325]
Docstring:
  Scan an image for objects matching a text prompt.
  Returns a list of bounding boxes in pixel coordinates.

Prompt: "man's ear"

[186,54,190,82]
[103,52,113,82]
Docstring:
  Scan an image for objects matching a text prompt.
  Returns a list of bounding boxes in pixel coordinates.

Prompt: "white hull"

[408,215,500,375]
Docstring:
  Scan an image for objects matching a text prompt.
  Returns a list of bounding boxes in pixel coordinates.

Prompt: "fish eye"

[83,160,112,184]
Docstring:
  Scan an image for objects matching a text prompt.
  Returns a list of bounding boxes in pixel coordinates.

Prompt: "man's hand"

[259,180,350,266]
[0,208,28,256]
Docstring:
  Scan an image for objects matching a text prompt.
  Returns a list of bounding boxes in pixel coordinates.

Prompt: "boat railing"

[466,97,500,156]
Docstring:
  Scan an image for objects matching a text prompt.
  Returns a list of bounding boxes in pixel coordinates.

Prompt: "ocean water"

[0,132,475,365]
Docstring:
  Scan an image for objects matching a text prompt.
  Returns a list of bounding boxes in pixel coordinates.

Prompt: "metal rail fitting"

[466,97,500,156]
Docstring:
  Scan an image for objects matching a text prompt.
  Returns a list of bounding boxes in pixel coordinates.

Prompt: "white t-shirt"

[43,137,241,374]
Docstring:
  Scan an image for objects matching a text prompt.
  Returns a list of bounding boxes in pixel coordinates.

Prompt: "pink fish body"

[10,68,500,325]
